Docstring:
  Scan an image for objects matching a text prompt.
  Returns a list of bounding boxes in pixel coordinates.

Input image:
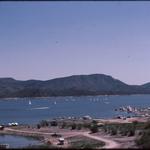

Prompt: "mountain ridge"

[0,74,149,98]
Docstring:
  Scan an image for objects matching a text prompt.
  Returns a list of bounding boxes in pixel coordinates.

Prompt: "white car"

[8,122,19,126]
[8,123,12,126]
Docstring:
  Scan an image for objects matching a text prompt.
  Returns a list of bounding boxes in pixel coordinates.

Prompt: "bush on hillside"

[136,130,150,148]
[71,123,77,130]
[37,124,41,129]
[50,120,58,126]
[40,120,49,127]
[90,124,99,133]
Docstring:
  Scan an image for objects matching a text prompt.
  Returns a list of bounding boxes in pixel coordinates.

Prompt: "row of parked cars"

[0,122,19,130]
[8,122,19,126]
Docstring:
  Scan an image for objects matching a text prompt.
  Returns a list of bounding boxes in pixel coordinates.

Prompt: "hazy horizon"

[0,2,150,85]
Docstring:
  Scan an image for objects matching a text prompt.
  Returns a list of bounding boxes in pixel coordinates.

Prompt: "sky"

[0,2,150,85]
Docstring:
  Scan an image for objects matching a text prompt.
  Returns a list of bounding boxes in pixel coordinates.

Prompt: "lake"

[0,95,150,125]
[0,134,43,148]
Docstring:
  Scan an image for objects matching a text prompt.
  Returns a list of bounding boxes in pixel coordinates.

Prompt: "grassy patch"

[68,135,105,149]
[136,121,150,148]
[101,122,144,136]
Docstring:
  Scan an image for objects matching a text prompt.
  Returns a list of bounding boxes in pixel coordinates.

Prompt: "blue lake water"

[0,134,42,148]
[0,95,150,125]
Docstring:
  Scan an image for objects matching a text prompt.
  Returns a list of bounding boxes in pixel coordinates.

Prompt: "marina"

[115,105,150,118]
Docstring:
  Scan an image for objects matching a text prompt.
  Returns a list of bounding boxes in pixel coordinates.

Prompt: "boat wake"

[30,107,49,110]
[104,102,110,104]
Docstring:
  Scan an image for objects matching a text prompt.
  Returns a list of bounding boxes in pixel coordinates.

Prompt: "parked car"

[0,125,4,130]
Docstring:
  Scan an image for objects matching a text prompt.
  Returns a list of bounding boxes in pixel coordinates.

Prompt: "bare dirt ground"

[95,117,148,124]
[95,133,137,149]
[1,126,135,149]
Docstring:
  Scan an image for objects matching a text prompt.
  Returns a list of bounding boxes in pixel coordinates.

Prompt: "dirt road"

[4,127,121,149]
[82,132,121,149]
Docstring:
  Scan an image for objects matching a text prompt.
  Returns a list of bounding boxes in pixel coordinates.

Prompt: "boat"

[31,107,49,110]
[54,101,57,105]
[29,100,32,105]
[127,105,132,112]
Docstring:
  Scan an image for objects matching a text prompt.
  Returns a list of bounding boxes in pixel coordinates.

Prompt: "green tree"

[90,124,99,133]
[50,121,58,126]
[77,124,82,130]
[71,123,77,130]
[61,122,67,129]
[40,120,49,127]
[37,124,41,129]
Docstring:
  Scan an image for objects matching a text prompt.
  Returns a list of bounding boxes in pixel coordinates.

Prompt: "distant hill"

[0,74,150,98]
[142,82,150,88]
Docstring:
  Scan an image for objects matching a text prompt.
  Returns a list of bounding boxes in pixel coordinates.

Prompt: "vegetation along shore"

[1,115,150,149]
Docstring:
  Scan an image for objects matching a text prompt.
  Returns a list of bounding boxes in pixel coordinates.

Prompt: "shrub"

[92,120,98,124]
[120,129,128,136]
[83,123,91,129]
[133,121,138,126]
[61,122,67,129]
[103,126,107,133]
[40,120,49,127]
[138,131,143,136]
[110,128,117,135]
[47,141,52,145]
[128,128,135,136]
[69,138,105,149]
[136,130,150,148]
[90,124,99,133]
[77,124,82,130]
[37,124,41,129]
[50,121,58,126]
[144,121,150,129]
[71,123,77,130]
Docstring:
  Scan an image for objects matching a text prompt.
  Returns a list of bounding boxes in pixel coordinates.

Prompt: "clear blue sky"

[0,2,150,85]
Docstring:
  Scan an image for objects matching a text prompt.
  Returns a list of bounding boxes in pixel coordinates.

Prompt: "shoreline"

[1,93,150,100]
[0,116,147,149]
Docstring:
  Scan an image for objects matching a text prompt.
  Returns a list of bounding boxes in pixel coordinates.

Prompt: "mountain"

[0,74,149,98]
[140,82,150,93]
[142,82,150,88]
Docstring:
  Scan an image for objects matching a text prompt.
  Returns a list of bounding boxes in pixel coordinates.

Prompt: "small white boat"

[29,100,32,105]
[54,101,57,105]
[31,107,49,110]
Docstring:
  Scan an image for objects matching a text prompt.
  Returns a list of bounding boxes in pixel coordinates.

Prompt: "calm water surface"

[0,134,42,148]
[0,95,150,124]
